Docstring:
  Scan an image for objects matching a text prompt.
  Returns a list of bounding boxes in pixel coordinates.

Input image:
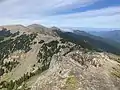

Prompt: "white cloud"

[38,6,120,28]
[0,0,119,28]
[0,0,96,18]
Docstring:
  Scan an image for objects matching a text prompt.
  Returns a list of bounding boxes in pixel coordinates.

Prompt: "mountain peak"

[28,24,47,29]
[0,24,30,33]
[50,26,60,30]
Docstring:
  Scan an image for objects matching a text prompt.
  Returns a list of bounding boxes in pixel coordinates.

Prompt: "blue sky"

[0,0,120,28]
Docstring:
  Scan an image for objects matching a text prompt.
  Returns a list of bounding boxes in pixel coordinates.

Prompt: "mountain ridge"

[89,30,120,43]
[0,24,120,90]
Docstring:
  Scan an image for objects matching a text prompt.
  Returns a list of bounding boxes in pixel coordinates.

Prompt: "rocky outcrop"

[31,50,120,90]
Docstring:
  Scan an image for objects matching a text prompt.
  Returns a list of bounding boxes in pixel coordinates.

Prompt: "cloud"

[35,6,120,28]
[0,0,119,28]
[0,0,96,18]
[49,6,120,18]
[0,0,6,3]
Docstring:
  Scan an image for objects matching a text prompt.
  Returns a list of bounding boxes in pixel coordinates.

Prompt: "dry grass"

[62,75,78,90]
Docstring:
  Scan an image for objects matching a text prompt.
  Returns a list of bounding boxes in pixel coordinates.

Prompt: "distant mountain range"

[89,30,120,43]
[56,29,120,54]
[60,27,120,32]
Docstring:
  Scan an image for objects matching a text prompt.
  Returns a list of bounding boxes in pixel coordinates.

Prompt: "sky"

[0,0,120,28]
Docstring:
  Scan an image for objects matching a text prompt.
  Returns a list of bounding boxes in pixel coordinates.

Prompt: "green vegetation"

[0,72,34,90]
[63,75,78,90]
[0,36,4,41]
[37,40,60,71]
[37,39,82,73]
[60,38,68,44]
[0,31,38,89]
[0,32,37,80]
[0,33,37,65]
[0,68,4,76]
[57,31,95,50]
[0,28,12,37]
[115,58,120,63]
[3,61,19,72]
[111,67,120,78]
[56,30,120,55]
[38,40,44,44]
[11,31,20,37]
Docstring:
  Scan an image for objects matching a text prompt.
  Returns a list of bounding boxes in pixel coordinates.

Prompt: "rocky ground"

[0,24,120,90]
[31,51,120,90]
